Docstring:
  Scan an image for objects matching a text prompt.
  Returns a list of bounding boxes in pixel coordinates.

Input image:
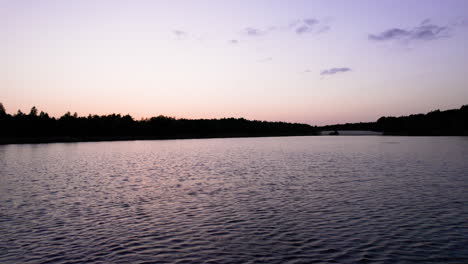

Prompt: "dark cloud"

[412,24,448,40]
[369,22,449,42]
[369,28,410,41]
[320,67,351,76]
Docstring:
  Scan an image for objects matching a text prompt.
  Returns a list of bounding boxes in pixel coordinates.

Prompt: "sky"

[1,0,468,125]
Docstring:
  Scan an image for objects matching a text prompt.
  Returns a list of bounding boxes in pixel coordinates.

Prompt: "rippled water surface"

[1,136,467,263]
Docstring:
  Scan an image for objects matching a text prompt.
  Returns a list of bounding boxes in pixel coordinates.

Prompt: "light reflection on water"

[1,136,467,263]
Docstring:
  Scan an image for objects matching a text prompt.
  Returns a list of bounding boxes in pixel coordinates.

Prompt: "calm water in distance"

[1,136,467,264]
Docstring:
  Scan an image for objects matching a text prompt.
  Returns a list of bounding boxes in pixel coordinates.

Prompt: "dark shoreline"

[0,132,318,145]
[318,105,468,136]
[1,104,466,144]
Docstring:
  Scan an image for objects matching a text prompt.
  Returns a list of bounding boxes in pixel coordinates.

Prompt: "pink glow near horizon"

[2,0,468,125]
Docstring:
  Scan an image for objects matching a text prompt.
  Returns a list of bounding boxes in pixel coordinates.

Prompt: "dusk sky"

[2,0,468,125]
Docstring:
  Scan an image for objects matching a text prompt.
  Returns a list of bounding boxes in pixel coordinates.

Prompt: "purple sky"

[1,0,468,125]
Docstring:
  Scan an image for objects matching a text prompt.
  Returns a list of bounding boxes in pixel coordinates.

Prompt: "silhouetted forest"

[0,103,318,144]
[319,122,378,132]
[319,105,468,136]
[2,103,466,144]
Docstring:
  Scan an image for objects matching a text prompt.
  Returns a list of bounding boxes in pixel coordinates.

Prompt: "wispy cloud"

[296,25,312,34]
[452,17,468,27]
[245,27,268,37]
[304,19,319,27]
[173,30,187,39]
[320,67,351,76]
[369,21,449,42]
[241,18,329,40]
[229,39,239,44]
[291,18,327,35]
[317,25,330,34]
[258,57,272,63]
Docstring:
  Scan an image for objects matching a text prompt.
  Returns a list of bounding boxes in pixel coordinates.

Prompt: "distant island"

[319,105,468,136]
[0,103,318,144]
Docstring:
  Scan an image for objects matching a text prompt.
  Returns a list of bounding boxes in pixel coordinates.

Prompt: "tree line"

[319,105,468,136]
[0,103,318,144]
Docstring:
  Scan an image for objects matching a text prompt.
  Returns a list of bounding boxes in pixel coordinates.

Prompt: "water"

[1,136,467,264]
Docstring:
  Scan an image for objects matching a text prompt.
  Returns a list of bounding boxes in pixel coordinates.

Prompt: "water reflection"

[1,136,467,263]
